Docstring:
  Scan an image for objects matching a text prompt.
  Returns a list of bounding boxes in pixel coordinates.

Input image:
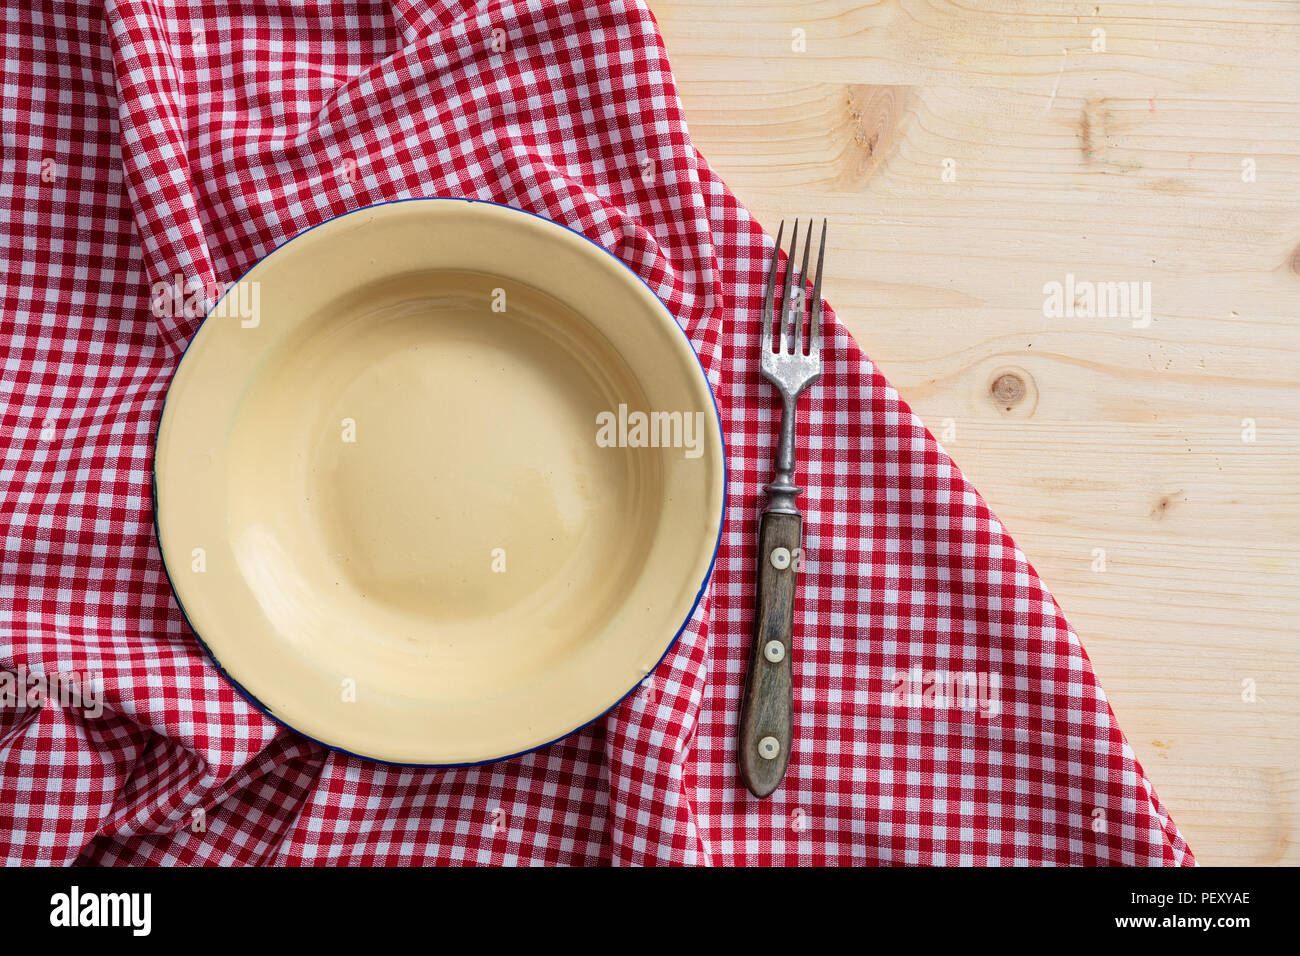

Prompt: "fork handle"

[738,510,800,798]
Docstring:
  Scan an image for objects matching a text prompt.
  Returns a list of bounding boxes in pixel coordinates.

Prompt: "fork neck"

[763,392,802,515]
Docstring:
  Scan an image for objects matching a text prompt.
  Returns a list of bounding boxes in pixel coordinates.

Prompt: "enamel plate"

[154,199,725,765]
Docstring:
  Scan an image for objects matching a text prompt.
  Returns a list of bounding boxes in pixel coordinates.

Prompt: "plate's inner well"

[227,271,661,702]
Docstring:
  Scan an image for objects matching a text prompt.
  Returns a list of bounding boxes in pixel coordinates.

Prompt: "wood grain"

[651,0,1300,865]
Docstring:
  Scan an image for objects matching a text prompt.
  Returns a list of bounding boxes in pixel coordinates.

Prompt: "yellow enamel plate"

[154,199,725,765]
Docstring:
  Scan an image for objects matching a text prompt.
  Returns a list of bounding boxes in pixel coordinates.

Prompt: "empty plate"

[154,198,725,765]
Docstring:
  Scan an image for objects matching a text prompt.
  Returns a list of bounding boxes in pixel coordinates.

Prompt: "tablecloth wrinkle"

[0,0,1192,865]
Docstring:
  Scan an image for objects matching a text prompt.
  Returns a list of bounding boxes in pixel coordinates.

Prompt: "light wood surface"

[651,0,1300,865]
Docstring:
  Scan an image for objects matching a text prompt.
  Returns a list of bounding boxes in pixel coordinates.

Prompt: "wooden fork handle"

[738,510,800,798]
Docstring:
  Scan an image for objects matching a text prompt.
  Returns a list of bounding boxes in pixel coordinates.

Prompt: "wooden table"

[651,0,1300,865]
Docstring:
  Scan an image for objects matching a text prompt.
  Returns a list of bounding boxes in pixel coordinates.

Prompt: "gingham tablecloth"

[0,0,1193,866]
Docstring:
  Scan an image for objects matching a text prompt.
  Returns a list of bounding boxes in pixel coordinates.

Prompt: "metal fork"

[738,219,825,799]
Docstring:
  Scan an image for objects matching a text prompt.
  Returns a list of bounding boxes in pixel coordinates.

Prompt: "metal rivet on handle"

[758,736,780,760]
[770,547,791,570]
[764,640,785,663]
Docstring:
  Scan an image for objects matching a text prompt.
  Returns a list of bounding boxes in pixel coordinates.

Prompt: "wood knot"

[986,366,1038,417]
[990,373,1026,409]
[1150,490,1185,521]
[838,85,913,190]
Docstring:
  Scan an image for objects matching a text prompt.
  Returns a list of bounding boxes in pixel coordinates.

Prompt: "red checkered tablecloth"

[0,0,1192,865]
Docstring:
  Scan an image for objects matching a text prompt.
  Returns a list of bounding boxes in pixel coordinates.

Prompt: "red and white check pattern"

[0,0,1192,865]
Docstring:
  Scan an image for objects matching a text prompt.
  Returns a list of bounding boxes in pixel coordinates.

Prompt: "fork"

[738,218,825,799]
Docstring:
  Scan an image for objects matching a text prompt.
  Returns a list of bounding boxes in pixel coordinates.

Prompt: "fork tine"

[798,217,812,354]
[763,220,784,352]
[810,218,826,354]
[781,219,798,353]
